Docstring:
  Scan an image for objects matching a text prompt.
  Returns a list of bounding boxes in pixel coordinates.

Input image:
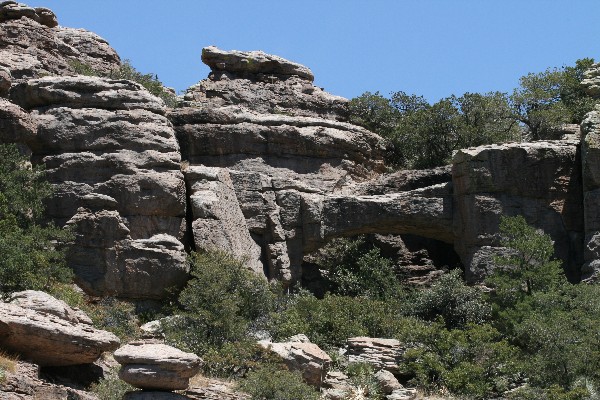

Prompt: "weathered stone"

[114,342,201,391]
[184,166,263,274]
[346,337,405,374]
[0,301,120,366]
[582,63,600,98]
[124,392,190,400]
[581,106,600,280]
[0,65,11,97]
[258,339,331,386]
[201,46,314,82]
[452,140,583,282]
[374,369,403,395]
[0,13,120,80]
[11,76,165,114]
[0,98,36,144]
[9,290,92,325]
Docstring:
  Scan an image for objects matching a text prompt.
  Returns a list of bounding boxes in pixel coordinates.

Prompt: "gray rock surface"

[114,342,201,391]
[0,300,120,366]
[452,140,583,282]
[201,46,314,82]
[346,337,405,374]
[0,7,119,80]
[581,106,600,280]
[0,97,36,144]
[582,63,600,98]
[13,76,188,299]
[0,65,11,97]
[258,339,332,386]
[9,290,92,325]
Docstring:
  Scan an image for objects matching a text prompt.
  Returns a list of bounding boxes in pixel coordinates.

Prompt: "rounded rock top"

[114,342,202,373]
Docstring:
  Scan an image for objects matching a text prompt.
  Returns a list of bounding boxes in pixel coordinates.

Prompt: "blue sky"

[36,1,600,102]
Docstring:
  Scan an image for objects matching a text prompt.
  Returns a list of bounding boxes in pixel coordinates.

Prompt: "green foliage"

[90,367,136,400]
[201,340,283,378]
[270,291,409,349]
[85,297,140,341]
[401,322,522,399]
[408,269,490,329]
[69,59,179,107]
[0,144,73,299]
[346,362,384,400]
[164,250,275,355]
[487,215,563,306]
[238,364,320,400]
[315,237,402,300]
[510,58,596,140]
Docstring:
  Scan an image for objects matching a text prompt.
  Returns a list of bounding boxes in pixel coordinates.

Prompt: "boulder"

[374,369,403,395]
[114,342,202,391]
[0,65,11,97]
[9,290,92,325]
[201,46,314,82]
[346,337,405,374]
[0,301,120,366]
[258,338,331,386]
[581,106,600,280]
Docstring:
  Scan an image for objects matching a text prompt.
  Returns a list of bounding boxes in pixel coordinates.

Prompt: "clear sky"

[34,1,600,103]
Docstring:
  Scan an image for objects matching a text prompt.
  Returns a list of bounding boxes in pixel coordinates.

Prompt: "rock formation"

[114,341,202,391]
[0,293,120,366]
[346,337,405,375]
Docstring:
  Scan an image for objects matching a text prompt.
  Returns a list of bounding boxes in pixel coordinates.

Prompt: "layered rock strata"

[10,76,188,299]
[114,342,202,391]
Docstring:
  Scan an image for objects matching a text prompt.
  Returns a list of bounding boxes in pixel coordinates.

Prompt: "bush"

[90,367,135,400]
[345,362,384,400]
[314,237,403,300]
[70,59,178,107]
[0,144,73,299]
[164,250,276,355]
[201,340,282,378]
[407,270,490,329]
[0,352,17,385]
[270,292,408,349]
[238,365,320,400]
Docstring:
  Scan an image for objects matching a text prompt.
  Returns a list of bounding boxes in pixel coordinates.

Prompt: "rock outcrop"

[0,2,120,80]
[114,342,202,391]
[346,337,405,374]
[0,297,120,366]
[452,140,583,282]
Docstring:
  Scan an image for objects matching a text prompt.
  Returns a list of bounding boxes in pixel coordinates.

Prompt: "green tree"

[0,144,72,299]
[487,215,563,305]
[163,250,275,355]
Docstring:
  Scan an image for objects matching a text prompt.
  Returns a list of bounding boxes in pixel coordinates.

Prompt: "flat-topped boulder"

[9,290,92,325]
[202,46,314,82]
[0,300,120,366]
[114,342,202,391]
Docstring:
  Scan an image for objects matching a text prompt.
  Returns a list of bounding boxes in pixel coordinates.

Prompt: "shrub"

[407,269,490,329]
[345,362,384,400]
[0,352,17,385]
[69,59,179,107]
[238,365,320,400]
[90,367,135,400]
[164,250,276,355]
[0,144,73,299]
[85,297,140,341]
[314,237,403,300]
[201,340,282,378]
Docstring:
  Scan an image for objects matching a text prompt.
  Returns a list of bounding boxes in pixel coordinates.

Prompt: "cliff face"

[0,3,598,299]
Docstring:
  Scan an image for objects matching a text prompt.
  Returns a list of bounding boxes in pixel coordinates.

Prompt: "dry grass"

[0,352,18,384]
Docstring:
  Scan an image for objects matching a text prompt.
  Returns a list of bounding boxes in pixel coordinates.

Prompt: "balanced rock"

[114,342,202,391]
[0,300,120,366]
[201,45,314,82]
[258,337,331,386]
[9,290,92,325]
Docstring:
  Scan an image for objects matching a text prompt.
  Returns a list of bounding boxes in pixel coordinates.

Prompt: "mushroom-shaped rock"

[258,339,331,386]
[202,46,314,82]
[114,342,202,391]
[0,301,120,366]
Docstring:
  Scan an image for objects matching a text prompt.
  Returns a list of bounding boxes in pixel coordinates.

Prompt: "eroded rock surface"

[452,140,583,282]
[114,342,202,391]
[0,3,119,80]
[0,300,119,366]
[346,337,405,374]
